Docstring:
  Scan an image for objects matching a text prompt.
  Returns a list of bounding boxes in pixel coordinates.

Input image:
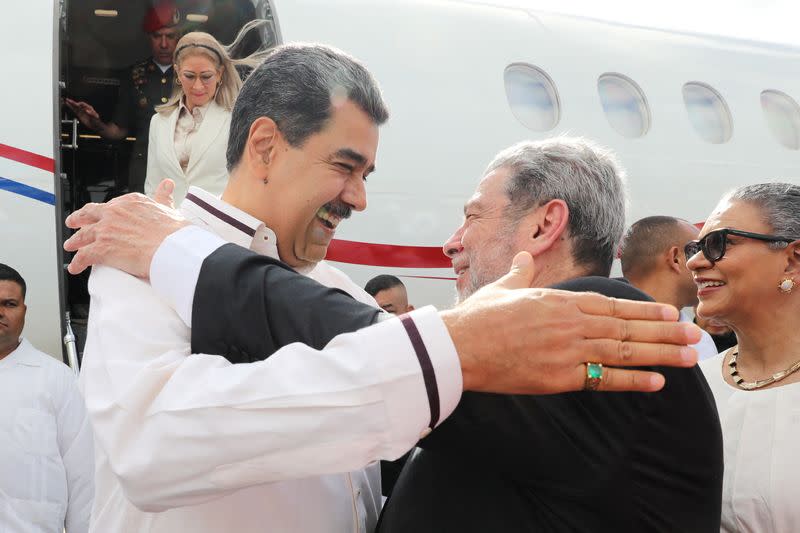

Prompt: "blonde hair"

[156,20,273,114]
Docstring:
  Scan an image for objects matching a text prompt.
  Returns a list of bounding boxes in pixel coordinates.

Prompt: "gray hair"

[486,137,627,276]
[723,182,800,240]
[226,43,389,171]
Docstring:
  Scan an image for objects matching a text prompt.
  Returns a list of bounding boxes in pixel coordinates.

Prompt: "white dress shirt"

[700,353,800,532]
[0,338,94,533]
[82,186,462,532]
[679,309,719,361]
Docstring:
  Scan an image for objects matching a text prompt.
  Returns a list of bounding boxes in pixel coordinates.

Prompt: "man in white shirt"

[65,44,702,531]
[620,216,719,360]
[77,43,396,533]
[0,264,94,533]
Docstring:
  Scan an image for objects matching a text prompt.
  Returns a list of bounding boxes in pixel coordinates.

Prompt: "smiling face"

[177,53,221,109]
[0,280,25,359]
[256,99,378,269]
[443,168,526,302]
[687,199,794,326]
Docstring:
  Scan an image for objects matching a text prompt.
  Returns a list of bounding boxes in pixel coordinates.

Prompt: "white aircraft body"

[1,0,798,363]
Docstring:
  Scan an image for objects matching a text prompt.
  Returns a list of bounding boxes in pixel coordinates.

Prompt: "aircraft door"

[0,0,66,361]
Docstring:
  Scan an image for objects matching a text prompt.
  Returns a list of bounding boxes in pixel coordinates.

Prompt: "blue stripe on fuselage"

[0,176,56,206]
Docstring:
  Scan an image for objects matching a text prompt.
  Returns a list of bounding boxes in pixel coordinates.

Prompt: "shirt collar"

[180,186,279,258]
[151,58,173,72]
[178,97,211,119]
[0,338,41,369]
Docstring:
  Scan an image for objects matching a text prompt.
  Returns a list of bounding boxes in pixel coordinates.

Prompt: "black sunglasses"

[684,228,797,264]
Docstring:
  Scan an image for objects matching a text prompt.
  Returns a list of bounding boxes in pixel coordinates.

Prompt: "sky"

[476,0,800,47]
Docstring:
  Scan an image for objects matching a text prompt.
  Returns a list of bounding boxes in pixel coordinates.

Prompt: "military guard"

[66,1,181,193]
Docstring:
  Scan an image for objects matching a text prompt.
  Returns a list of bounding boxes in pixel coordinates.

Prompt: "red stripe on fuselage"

[1,142,455,271]
[326,239,451,269]
[0,143,55,173]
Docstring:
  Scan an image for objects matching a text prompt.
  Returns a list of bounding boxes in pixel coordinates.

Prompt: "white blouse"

[700,352,800,532]
[173,99,209,172]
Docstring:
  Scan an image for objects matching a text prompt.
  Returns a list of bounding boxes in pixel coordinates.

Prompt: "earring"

[779,278,795,293]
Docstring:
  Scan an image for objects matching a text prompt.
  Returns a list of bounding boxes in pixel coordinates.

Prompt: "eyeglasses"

[179,71,217,86]
[684,228,797,264]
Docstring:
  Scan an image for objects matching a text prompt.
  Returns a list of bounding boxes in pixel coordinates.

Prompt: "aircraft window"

[760,90,800,150]
[504,64,560,131]
[597,73,650,138]
[682,82,733,144]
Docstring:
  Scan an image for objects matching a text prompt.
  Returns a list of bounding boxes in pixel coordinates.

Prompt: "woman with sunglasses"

[689,182,800,532]
[145,23,268,206]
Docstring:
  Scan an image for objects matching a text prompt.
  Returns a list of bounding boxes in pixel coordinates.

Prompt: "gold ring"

[584,362,603,391]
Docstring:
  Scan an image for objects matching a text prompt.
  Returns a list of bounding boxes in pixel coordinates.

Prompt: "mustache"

[322,201,352,220]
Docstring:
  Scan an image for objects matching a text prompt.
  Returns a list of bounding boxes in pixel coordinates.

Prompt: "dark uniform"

[112,58,174,193]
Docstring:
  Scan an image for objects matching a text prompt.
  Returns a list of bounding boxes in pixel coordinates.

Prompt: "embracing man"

[64,45,704,532]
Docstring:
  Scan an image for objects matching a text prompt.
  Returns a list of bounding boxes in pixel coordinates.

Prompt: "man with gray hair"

[378,137,723,532]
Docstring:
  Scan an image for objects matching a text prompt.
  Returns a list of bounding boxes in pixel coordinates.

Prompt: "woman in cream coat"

[145,25,266,205]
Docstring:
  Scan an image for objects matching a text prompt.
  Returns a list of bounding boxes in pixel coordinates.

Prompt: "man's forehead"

[464,170,511,212]
[377,285,406,301]
[152,28,178,37]
[0,281,22,298]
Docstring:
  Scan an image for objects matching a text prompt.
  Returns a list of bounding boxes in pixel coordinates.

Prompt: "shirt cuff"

[364,306,462,451]
[150,225,226,326]
[406,306,463,431]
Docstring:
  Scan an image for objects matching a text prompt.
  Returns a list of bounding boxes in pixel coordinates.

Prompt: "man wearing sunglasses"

[621,216,719,361]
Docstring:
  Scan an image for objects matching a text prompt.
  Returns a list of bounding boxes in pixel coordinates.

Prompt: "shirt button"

[161,97,168,103]
[419,427,432,439]
[161,77,167,84]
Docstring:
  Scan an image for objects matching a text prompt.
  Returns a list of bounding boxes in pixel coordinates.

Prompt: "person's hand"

[441,252,702,395]
[153,178,176,209]
[65,98,103,131]
[63,193,190,277]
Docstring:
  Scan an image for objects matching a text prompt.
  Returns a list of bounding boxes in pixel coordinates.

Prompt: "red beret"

[142,2,180,33]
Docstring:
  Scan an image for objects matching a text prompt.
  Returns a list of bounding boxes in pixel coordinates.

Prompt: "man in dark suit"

[373,138,723,532]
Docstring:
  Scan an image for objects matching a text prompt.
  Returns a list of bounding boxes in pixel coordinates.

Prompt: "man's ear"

[667,246,683,274]
[246,117,280,173]
[524,199,569,256]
